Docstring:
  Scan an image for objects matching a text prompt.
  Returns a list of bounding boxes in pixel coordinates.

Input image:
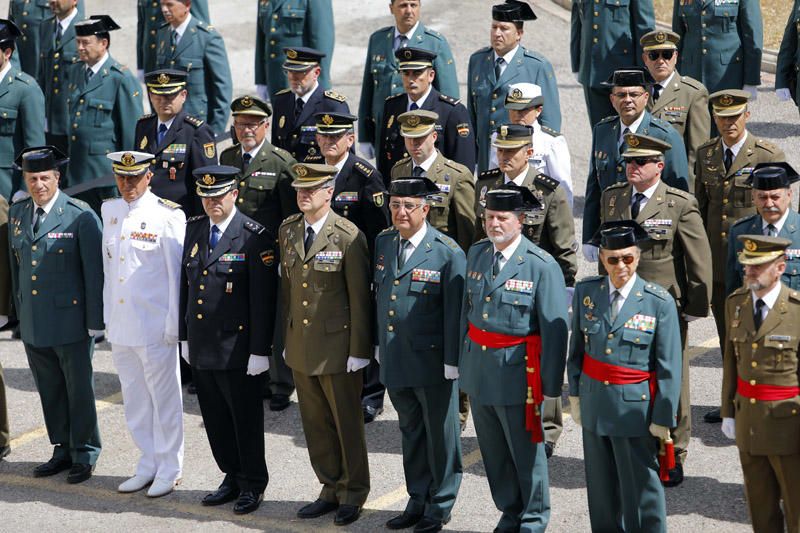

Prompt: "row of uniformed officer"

[7,0,83,77]
[136,0,209,77]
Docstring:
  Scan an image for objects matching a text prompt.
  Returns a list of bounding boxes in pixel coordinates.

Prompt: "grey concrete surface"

[1,0,798,531]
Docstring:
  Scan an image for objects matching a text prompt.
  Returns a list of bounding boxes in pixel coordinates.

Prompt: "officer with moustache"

[180,165,278,515]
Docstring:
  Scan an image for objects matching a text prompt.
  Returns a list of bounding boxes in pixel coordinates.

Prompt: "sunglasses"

[628,157,659,166]
[605,255,636,265]
[648,50,675,61]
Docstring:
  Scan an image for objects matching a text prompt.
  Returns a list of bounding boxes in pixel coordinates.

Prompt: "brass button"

[749,379,756,386]
[31,275,36,281]
[203,270,208,275]
[119,299,124,304]
[388,325,394,332]
[750,398,756,404]
[32,260,37,266]
[390,295,397,301]
[303,264,309,270]
[635,337,640,342]
[394,280,400,286]
[604,380,610,385]
[197,314,203,319]
[303,318,309,325]
[751,342,758,349]
[72,299,77,305]
[197,299,203,305]
[239,325,244,331]
[302,300,308,307]
[238,198,244,203]
[388,310,394,316]
[199,284,205,290]
[751,361,757,368]
[31,290,37,295]
[641,395,647,400]
[483,313,489,319]
[31,245,37,251]
[240,181,245,187]
[605,348,612,354]
[482,346,487,351]
[302,282,308,288]
[485,296,491,302]
[607,334,613,339]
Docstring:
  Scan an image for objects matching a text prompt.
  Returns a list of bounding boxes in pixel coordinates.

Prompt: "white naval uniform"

[489,121,574,207]
[101,190,186,483]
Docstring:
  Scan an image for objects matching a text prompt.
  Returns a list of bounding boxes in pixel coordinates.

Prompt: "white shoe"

[118,475,154,493]
[146,477,180,498]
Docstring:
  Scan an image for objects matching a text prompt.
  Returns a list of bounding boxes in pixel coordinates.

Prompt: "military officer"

[390,110,475,252]
[776,0,800,112]
[154,0,231,136]
[67,15,143,209]
[180,165,277,515]
[727,163,800,295]
[255,0,334,99]
[374,177,464,532]
[37,0,81,155]
[460,186,568,532]
[582,68,689,261]
[0,176,10,461]
[672,0,763,97]
[600,133,712,486]
[280,163,371,526]
[570,0,654,126]
[695,90,784,424]
[489,82,573,206]
[9,146,104,484]
[102,151,186,498]
[0,19,45,200]
[8,0,82,76]
[137,0,209,78]
[135,69,217,216]
[468,1,561,172]
[721,234,800,533]
[641,30,710,188]
[569,220,682,533]
[271,47,349,163]
[379,47,474,180]
[358,0,458,159]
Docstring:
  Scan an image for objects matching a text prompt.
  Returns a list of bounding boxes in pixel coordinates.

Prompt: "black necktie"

[724,148,734,173]
[766,224,777,237]
[209,225,220,249]
[494,57,504,80]
[754,299,766,330]
[398,239,410,268]
[412,166,424,177]
[409,102,419,111]
[304,226,315,253]
[33,207,45,234]
[631,192,646,219]
[492,251,503,279]
[54,23,62,48]
[157,123,168,145]
[85,68,93,84]
[171,30,178,48]
[652,84,662,102]
[294,98,304,120]
[242,153,252,171]
[395,34,408,52]
[619,127,631,154]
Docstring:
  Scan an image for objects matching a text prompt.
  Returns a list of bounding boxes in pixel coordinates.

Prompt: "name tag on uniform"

[786,249,800,259]
[734,167,754,176]
[335,192,359,203]
[505,279,533,294]
[624,314,656,333]
[47,232,74,239]
[643,219,672,227]
[468,271,483,280]
[768,335,791,342]
[438,184,451,193]
[315,251,343,264]
[220,253,245,262]
[163,144,186,155]
[412,268,441,283]
[251,171,276,177]
[129,231,157,243]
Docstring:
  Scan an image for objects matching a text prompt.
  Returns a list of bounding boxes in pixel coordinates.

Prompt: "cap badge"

[121,152,136,166]
[500,125,508,139]
[286,49,298,59]
[655,32,666,44]
[719,94,734,106]
[404,49,413,59]
[241,96,253,108]
[295,166,308,177]
[511,88,523,99]
[157,73,170,85]
[322,114,334,125]
[202,174,216,185]
[627,135,640,148]
[407,115,420,128]
[744,239,757,252]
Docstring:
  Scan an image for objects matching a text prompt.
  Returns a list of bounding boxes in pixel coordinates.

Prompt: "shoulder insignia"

[478,168,502,179]
[220,144,239,158]
[274,88,291,96]
[576,275,604,288]
[158,198,182,210]
[386,92,405,101]
[137,113,156,122]
[540,125,561,137]
[598,115,617,125]
[534,174,559,192]
[395,155,412,166]
[789,290,800,304]
[665,186,691,200]
[187,215,207,223]
[281,213,303,227]
[439,93,461,106]
[522,48,545,62]
[323,90,347,102]
[67,197,91,211]
[527,243,554,263]
[184,115,204,127]
[196,22,212,32]
[606,181,628,190]
[680,76,705,91]
[698,137,721,150]
[729,285,749,298]
[423,26,444,39]
[353,161,374,177]
[13,70,33,84]
[434,231,460,251]
[443,158,470,174]
[244,219,265,234]
[472,237,492,249]
[334,216,358,235]
[270,145,293,162]
[158,21,170,29]
[378,226,396,236]
[730,213,758,229]
[754,139,778,154]
[643,282,670,301]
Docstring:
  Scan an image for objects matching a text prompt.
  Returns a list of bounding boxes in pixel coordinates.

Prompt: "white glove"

[573,71,581,84]
[281,348,286,360]
[255,84,269,102]
[776,88,792,102]
[88,329,104,337]
[358,142,375,160]
[543,395,559,401]
[681,313,703,322]
[374,346,380,365]
[742,84,758,101]
[582,244,599,262]
[246,354,270,376]
[648,423,671,440]
[137,69,145,83]
[444,364,459,380]
[721,417,736,440]
[569,396,581,426]
[180,341,190,363]
[346,356,370,372]
[0,315,8,329]
[163,333,179,345]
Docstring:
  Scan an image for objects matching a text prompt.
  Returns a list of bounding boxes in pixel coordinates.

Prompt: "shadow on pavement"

[690,349,722,369]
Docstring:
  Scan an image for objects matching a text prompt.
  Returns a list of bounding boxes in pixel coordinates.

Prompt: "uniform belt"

[467,322,543,443]
[736,376,800,401]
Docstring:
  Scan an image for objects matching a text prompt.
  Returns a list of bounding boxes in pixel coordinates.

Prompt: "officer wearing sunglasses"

[600,133,712,488]
[641,30,710,188]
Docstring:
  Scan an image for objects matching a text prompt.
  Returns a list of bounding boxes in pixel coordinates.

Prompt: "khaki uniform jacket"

[474,166,577,286]
[695,134,785,284]
[601,180,712,317]
[722,284,800,456]
[647,71,710,188]
[391,151,476,252]
[279,211,372,376]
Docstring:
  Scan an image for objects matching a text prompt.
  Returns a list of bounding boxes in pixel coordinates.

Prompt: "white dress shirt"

[630,180,661,214]
[493,234,522,273]
[171,14,192,43]
[32,190,61,229]
[399,223,427,265]
[722,131,749,161]
[608,273,638,315]
[493,45,519,78]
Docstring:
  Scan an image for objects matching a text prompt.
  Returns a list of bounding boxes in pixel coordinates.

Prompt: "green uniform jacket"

[468,45,561,172]
[777,1,800,105]
[459,237,568,405]
[358,22,458,147]
[672,0,763,93]
[66,55,143,186]
[137,0,209,73]
[391,151,475,252]
[726,211,800,295]
[647,71,710,188]
[374,223,465,389]
[0,67,45,199]
[155,17,232,136]
[570,0,654,88]
[694,134,784,286]
[255,0,334,95]
[475,166,577,286]
[568,274,681,435]
[722,284,800,455]
[8,0,83,76]
[279,211,372,375]
[9,192,104,347]
[37,14,80,138]
[601,180,712,317]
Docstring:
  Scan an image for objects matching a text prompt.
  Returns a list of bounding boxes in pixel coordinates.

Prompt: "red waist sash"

[467,322,543,443]
[737,377,800,401]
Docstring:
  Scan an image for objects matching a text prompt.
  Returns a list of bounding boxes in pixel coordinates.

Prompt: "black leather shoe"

[297,498,338,519]
[0,445,10,460]
[544,442,554,459]
[233,491,263,515]
[187,382,197,395]
[363,405,383,424]
[334,504,361,526]
[415,516,448,532]
[33,456,72,477]
[386,511,423,529]
[66,463,94,484]
[703,407,722,423]
[662,463,684,488]
[261,386,273,400]
[269,394,291,411]
[202,484,240,506]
